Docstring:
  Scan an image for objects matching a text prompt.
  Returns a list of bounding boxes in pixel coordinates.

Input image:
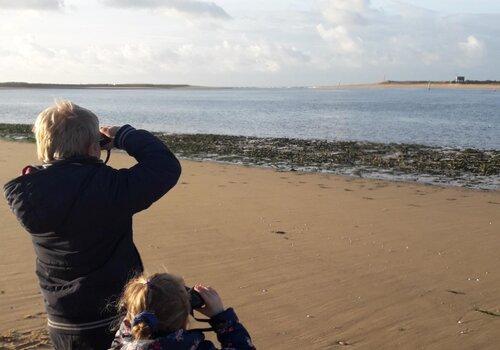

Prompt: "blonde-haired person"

[4,101,182,349]
[33,100,101,163]
[110,273,255,350]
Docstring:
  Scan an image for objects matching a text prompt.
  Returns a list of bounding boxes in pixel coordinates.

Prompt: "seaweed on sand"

[0,123,498,188]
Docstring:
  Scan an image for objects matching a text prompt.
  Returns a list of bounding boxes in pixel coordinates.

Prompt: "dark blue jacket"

[3,125,181,333]
[110,308,255,350]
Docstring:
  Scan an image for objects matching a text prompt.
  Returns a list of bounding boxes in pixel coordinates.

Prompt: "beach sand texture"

[0,139,499,349]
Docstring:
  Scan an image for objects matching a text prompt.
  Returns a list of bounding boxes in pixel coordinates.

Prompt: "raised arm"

[103,125,181,214]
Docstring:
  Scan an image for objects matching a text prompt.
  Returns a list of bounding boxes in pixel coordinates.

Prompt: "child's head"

[33,100,100,163]
[119,273,191,340]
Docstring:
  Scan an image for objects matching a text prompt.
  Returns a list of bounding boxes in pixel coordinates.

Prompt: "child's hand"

[194,284,224,318]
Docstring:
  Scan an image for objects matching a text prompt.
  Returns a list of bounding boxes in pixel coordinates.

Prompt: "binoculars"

[99,133,112,149]
[186,287,205,310]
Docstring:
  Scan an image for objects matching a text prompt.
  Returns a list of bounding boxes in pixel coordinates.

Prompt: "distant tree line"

[0,82,191,89]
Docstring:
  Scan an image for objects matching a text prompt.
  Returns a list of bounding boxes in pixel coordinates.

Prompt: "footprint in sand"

[446,289,466,295]
[23,312,45,319]
[487,201,500,205]
[446,198,457,201]
[362,197,374,200]
[344,188,353,192]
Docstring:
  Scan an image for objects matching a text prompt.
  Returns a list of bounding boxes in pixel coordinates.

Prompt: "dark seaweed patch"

[1,123,498,189]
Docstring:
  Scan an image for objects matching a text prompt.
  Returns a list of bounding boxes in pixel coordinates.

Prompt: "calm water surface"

[0,88,498,149]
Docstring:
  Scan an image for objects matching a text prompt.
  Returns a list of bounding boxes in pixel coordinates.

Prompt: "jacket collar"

[43,156,103,168]
[119,326,205,350]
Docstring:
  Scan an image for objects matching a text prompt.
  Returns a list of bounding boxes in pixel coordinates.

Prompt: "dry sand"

[0,139,499,349]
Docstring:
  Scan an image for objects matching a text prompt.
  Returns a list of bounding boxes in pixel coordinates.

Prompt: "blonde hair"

[119,273,190,340]
[33,100,99,162]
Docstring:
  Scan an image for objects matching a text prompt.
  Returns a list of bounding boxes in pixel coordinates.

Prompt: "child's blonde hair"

[119,273,190,340]
[33,100,99,163]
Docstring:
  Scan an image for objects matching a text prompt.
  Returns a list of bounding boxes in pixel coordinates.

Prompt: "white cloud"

[313,0,499,79]
[0,1,498,85]
[316,0,377,58]
[321,0,376,26]
[100,0,230,19]
[419,51,440,65]
[317,24,362,54]
[0,34,312,84]
[458,35,484,58]
[171,40,295,73]
[0,0,64,10]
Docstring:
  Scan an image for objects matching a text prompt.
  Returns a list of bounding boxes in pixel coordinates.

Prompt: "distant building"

[455,76,465,83]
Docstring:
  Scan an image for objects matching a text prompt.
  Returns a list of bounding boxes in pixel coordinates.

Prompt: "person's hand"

[100,126,120,138]
[194,284,224,318]
[99,126,120,150]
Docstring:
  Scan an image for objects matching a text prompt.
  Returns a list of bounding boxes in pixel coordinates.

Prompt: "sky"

[0,0,499,87]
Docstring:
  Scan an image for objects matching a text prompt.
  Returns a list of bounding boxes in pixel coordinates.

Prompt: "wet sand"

[0,140,499,349]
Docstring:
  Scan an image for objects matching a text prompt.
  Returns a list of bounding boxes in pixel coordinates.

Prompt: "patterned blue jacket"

[109,308,256,350]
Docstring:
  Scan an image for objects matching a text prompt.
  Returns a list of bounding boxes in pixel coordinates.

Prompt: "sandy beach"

[317,83,500,90]
[0,139,499,349]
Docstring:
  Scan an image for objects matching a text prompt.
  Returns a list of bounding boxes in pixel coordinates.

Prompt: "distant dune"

[316,81,500,90]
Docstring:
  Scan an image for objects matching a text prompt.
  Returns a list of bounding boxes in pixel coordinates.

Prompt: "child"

[4,101,182,349]
[110,273,256,350]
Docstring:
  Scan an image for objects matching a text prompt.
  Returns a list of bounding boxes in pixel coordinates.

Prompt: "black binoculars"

[186,287,205,310]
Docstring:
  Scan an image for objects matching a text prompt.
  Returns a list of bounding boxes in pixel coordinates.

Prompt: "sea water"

[0,87,498,150]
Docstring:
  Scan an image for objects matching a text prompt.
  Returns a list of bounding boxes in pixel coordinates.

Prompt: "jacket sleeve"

[209,308,256,350]
[108,125,181,214]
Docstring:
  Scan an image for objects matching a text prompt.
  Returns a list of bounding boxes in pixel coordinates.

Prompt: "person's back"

[3,101,181,349]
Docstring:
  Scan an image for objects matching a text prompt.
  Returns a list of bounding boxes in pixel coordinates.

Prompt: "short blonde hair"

[33,100,99,162]
[119,273,190,340]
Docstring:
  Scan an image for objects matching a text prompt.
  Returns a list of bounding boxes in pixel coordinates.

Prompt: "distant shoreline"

[0,82,220,90]
[316,81,500,90]
[2,81,499,90]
